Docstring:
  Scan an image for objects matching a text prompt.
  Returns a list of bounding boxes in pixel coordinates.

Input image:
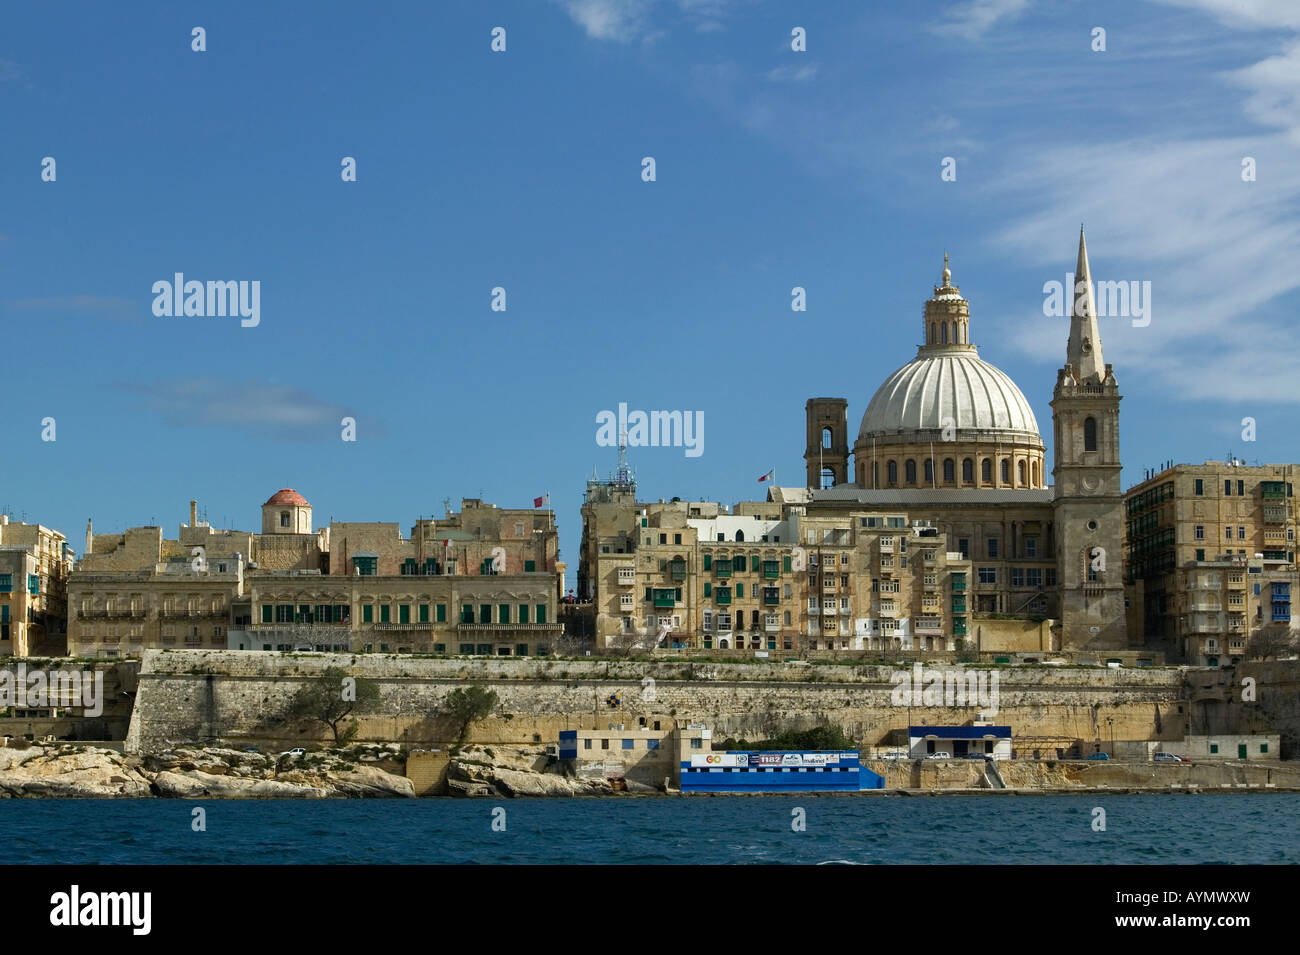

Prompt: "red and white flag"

[757,469,774,483]
[533,495,547,508]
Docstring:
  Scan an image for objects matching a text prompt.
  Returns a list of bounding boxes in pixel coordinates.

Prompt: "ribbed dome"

[858,346,1039,442]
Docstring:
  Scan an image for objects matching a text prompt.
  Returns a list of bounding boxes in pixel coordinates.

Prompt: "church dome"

[857,347,1039,443]
[847,255,1047,491]
[264,488,309,507]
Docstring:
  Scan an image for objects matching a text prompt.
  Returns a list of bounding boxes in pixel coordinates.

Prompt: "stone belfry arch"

[1051,227,1126,649]
[804,398,849,488]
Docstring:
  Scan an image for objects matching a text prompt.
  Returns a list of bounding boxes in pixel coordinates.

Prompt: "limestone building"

[1125,461,1299,665]
[241,498,563,655]
[801,230,1126,651]
[0,517,72,656]
[581,231,1129,655]
[68,492,563,658]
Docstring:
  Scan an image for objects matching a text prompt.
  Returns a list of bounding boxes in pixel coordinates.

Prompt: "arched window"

[950,322,957,344]
[962,458,974,484]
[905,459,916,484]
[929,322,936,344]
[941,324,948,344]
[1001,459,1010,484]
[1084,417,1098,452]
[735,530,745,542]
[1032,460,1039,486]
[981,458,992,483]
[924,458,934,484]
[943,459,955,483]
[821,467,834,489]
[280,511,290,527]
[887,460,898,485]
[1018,460,1027,485]
[822,427,832,449]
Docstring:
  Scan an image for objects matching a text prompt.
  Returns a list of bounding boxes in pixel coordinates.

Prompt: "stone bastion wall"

[124,650,1192,755]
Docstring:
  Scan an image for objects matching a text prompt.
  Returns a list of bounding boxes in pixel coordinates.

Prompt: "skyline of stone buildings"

[3,232,1295,665]
[580,230,1128,656]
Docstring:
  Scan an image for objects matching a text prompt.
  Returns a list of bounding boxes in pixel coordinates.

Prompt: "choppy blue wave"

[1,794,1296,865]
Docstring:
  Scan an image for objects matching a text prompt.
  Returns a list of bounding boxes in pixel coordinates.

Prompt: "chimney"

[190,499,198,527]
[85,519,93,555]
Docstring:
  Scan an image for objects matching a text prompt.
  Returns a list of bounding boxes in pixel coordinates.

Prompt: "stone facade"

[1125,462,1299,664]
[1051,231,1126,651]
[124,649,1194,756]
[796,231,1126,652]
[0,518,72,656]
[69,492,563,659]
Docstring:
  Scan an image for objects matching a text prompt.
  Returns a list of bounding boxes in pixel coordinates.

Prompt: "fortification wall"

[125,650,1190,755]
[1238,660,1300,758]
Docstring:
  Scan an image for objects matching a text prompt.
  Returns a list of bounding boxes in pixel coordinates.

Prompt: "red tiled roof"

[264,488,309,507]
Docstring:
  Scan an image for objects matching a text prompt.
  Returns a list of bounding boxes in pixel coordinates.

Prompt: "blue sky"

[3,0,1298,562]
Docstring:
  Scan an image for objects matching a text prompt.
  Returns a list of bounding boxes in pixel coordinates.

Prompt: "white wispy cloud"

[555,0,741,42]
[116,378,375,441]
[766,63,819,83]
[1224,39,1300,143]
[1150,0,1300,30]
[981,2,1300,404]
[932,0,1033,41]
[7,295,140,321]
[557,0,653,42]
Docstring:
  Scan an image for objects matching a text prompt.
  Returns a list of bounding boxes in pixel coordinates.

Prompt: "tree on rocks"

[444,684,499,749]
[285,667,381,743]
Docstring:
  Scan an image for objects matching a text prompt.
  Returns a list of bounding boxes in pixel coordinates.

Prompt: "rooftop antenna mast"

[616,427,634,488]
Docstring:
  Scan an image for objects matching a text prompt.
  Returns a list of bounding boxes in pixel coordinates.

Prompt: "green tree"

[285,667,381,743]
[445,684,499,746]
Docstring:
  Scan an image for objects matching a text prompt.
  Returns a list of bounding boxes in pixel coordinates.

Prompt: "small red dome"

[264,488,309,507]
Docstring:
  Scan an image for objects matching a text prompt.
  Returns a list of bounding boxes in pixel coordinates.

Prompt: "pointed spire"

[942,251,951,287]
[1067,225,1103,381]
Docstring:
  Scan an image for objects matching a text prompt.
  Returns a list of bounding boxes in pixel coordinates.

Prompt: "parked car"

[1153,752,1186,762]
[1084,752,1110,760]
[282,748,306,757]
[924,752,951,759]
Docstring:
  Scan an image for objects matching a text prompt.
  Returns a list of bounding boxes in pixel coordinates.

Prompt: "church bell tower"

[1051,227,1126,649]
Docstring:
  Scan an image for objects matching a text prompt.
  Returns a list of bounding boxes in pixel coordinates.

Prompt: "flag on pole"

[533,495,546,508]
[757,469,774,483]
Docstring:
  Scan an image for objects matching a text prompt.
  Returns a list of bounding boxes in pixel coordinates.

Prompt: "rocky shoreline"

[4,742,1299,799]
[444,745,649,797]
[0,744,416,798]
[0,742,641,799]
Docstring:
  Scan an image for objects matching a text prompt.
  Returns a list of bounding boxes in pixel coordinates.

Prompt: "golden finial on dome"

[942,252,951,287]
